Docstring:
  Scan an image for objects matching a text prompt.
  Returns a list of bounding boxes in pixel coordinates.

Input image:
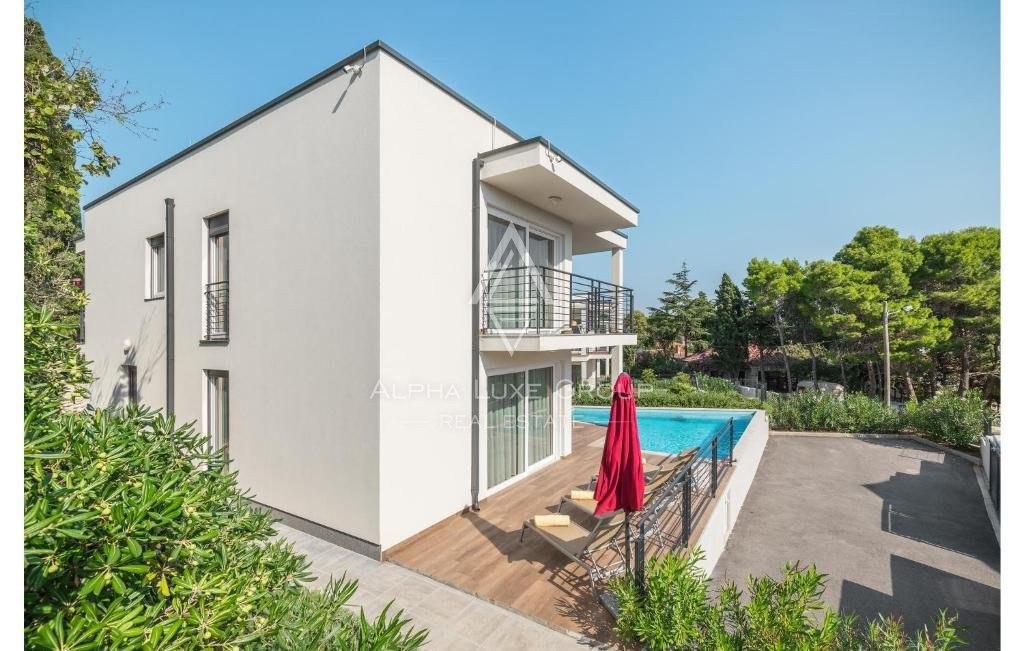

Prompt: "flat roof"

[83,40,637,215]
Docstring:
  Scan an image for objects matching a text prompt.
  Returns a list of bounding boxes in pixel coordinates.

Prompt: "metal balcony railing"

[480,266,633,335]
[204,281,229,341]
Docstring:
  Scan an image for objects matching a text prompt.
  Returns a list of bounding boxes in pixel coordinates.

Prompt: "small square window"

[147,234,166,299]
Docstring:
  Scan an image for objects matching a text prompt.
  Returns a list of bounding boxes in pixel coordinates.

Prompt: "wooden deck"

[385,422,731,643]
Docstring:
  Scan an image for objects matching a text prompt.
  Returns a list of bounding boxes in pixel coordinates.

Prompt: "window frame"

[202,213,230,342]
[204,369,230,462]
[145,233,166,300]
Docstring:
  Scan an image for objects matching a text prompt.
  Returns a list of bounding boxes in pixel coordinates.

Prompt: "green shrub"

[907,390,994,448]
[574,384,763,410]
[675,391,762,410]
[641,368,658,386]
[670,373,695,395]
[24,307,428,649]
[766,392,905,433]
[612,548,965,650]
[693,373,739,394]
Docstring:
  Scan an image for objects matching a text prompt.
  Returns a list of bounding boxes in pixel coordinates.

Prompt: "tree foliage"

[710,274,748,380]
[913,227,1000,395]
[650,263,714,357]
[24,17,159,318]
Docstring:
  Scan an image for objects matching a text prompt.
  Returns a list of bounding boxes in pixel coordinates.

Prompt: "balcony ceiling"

[480,139,639,235]
[572,229,628,255]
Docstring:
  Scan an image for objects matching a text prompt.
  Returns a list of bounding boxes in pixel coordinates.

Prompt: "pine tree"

[710,274,748,380]
[652,263,713,357]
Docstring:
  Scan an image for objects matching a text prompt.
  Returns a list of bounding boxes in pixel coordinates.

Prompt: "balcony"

[479,266,636,352]
[204,281,229,342]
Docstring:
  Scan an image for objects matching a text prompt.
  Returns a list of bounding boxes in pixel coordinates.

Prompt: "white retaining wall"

[694,410,770,575]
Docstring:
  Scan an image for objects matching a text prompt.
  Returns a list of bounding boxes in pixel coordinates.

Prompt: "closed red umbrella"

[593,373,644,517]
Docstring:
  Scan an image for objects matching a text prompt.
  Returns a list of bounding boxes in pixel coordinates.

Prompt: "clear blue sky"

[35,1,999,310]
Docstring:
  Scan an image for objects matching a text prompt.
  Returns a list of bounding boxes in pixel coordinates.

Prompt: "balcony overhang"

[479,138,639,237]
[573,229,628,255]
[479,332,637,353]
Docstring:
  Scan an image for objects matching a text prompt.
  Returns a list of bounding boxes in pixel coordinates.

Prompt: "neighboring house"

[680,344,791,392]
[571,346,613,388]
[78,41,637,559]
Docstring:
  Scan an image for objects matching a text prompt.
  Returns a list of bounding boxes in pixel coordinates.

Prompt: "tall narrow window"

[120,364,138,406]
[206,370,229,460]
[205,214,229,340]
[146,234,165,299]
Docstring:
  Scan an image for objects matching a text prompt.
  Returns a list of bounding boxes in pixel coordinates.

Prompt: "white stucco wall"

[82,52,384,546]
[375,52,521,550]
[696,410,770,575]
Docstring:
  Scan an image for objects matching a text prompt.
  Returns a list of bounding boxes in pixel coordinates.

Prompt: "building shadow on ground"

[840,554,999,649]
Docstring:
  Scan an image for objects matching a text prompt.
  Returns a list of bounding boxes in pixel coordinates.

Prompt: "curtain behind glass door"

[487,217,526,329]
[528,367,553,463]
[528,234,554,329]
[487,372,525,488]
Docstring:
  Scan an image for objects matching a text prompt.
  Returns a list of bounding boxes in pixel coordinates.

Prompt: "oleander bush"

[611,548,964,650]
[24,306,428,649]
[906,390,995,448]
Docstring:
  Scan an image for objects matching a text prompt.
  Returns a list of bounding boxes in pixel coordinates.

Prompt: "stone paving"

[275,523,589,649]
[711,435,1000,649]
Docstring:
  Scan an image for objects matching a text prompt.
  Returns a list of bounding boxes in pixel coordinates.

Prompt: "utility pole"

[882,301,891,409]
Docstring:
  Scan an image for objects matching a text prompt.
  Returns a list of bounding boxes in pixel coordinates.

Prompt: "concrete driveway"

[711,434,1000,649]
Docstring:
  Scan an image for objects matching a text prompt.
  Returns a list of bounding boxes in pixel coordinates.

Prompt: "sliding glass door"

[486,215,559,331]
[487,368,555,489]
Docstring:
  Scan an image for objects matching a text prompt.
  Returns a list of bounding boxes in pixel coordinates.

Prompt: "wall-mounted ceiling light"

[547,195,563,205]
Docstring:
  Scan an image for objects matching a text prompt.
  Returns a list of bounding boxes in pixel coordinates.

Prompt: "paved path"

[711,435,1000,649]
[275,524,586,650]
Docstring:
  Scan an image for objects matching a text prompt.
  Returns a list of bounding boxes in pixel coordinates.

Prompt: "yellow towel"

[570,490,595,501]
[534,514,571,527]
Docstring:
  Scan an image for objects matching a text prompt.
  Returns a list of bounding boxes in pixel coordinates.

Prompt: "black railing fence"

[481,266,633,335]
[205,281,229,341]
[628,417,736,594]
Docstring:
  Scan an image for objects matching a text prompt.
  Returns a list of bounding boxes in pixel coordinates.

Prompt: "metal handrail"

[204,280,229,341]
[480,266,634,335]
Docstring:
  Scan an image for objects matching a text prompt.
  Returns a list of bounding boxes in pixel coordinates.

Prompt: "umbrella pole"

[624,518,632,577]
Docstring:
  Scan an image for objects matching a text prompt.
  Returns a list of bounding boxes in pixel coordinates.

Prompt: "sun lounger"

[562,447,699,519]
[519,513,629,593]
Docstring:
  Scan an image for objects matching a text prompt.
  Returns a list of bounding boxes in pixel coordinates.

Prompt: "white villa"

[79,41,637,559]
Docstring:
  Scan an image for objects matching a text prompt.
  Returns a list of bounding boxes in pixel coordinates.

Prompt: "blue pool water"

[573,407,755,456]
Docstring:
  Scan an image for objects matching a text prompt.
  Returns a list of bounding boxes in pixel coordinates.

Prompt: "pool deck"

[385,421,732,643]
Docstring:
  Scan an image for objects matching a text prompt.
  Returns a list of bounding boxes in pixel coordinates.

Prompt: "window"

[120,364,138,405]
[205,370,229,460]
[204,214,229,340]
[146,234,165,299]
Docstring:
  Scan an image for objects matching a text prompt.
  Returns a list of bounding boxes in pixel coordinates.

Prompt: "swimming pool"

[573,407,755,455]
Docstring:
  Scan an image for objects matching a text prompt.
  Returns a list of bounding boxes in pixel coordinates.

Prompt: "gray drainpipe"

[164,198,175,413]
[470,158,483,511]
